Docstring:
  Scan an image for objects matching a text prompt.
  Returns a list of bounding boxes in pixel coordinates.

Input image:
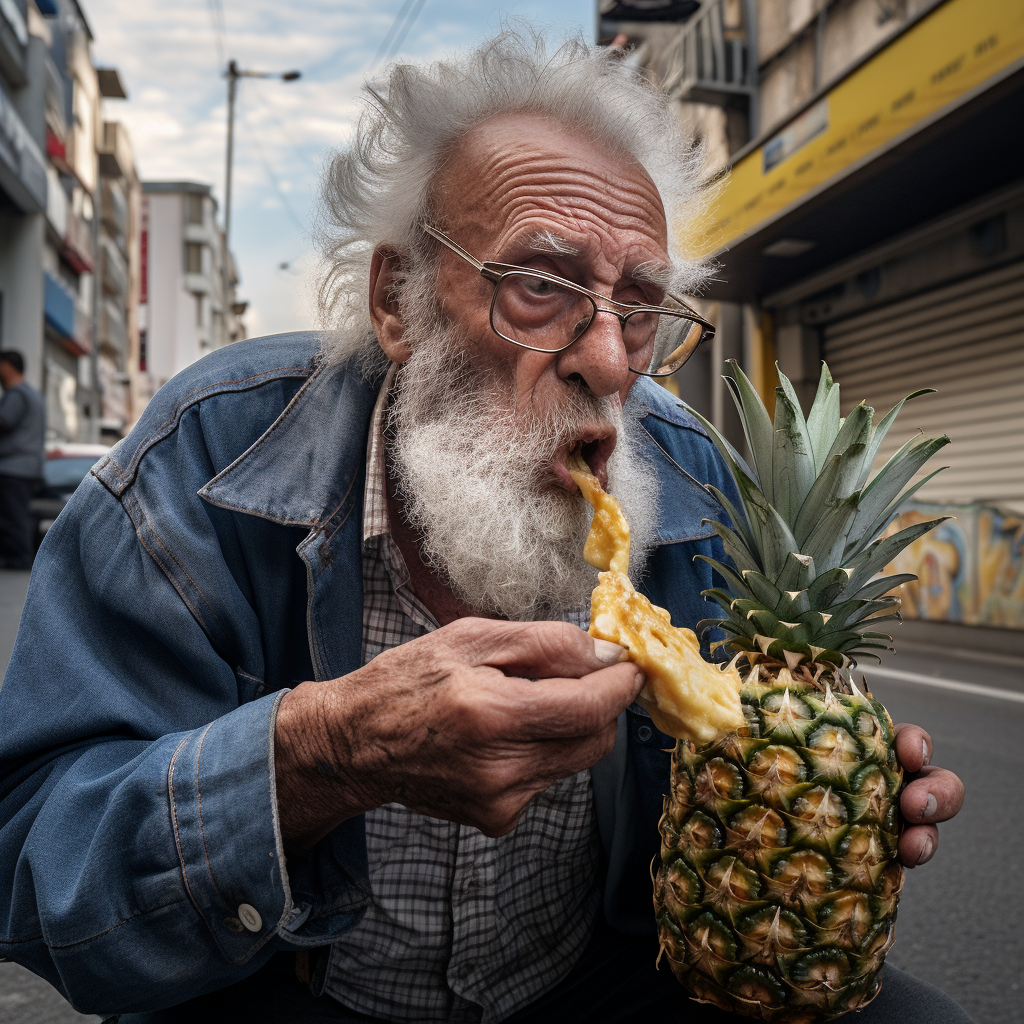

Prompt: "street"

[1,568,1021,1023]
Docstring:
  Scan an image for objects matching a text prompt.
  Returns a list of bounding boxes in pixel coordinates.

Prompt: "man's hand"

[893,722,965,867]
[274,618,644,851]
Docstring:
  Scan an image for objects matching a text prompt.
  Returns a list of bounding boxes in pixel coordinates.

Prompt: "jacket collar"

[199,358,381,527]
[199,363,717,544]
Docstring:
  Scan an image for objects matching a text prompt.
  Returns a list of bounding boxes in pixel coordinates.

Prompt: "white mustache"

[386,316,660,622]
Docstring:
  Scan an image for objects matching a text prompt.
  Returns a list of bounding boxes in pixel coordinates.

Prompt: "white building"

[139,181,245,396]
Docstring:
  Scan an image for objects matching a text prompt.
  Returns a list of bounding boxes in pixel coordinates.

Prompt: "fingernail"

[916,832,935,865]
[920,793,937,821]
[922,738,931,766]
[635,670,646,687]
[594,639,629,664]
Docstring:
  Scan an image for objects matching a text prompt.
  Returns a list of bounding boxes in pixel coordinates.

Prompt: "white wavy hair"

[315,27,709,373]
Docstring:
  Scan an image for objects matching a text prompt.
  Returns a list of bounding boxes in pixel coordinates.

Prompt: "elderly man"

[0,32,967,1024]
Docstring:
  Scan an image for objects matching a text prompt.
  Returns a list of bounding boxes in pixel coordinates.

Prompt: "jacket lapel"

[199,359,383,682]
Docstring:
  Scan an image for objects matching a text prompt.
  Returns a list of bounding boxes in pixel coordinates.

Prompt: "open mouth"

[552,431,617,492]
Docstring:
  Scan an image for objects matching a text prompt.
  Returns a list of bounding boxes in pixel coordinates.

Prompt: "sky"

[85,0,597,339]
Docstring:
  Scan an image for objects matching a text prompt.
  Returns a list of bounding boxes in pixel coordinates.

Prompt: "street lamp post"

[223,59,301,250]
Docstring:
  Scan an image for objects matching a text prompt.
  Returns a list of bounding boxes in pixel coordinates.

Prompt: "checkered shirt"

[323,371,601,1023]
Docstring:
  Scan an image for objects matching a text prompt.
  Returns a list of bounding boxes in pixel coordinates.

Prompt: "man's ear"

[369,246,411,364]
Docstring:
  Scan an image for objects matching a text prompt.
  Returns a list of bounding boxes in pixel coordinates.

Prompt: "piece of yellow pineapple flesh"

[570,458,744,745]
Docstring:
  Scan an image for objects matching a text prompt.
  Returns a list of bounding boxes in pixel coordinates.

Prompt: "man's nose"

[554,310,632,397]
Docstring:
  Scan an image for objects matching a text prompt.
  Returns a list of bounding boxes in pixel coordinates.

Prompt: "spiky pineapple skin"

[653,661,904,1022]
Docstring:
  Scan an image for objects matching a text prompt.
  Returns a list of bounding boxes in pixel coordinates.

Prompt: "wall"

[886,501,1024,630]
[144,190,185,387]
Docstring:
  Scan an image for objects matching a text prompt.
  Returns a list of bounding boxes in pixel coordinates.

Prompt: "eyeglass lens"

[490,272,705,376]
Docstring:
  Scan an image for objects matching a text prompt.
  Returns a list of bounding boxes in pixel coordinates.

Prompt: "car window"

[43,457,102,491]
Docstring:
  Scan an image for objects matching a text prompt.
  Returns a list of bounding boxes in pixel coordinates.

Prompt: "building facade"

[603,0,1024,643]
[36,0,101,444]
[2,0,145,446]
[139,181,245,398]
[96,85,141,439]
[0,0,48,400]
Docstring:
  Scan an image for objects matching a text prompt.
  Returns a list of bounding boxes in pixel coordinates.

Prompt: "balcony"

[185,272,212,295]
[98,121,134,181]
[0,0,27,88]
[63,208,95,274]
[0,75,46,213]
[99,296,127,359]
[661,0,759,134]
[44,271,91,356]
[100,235,128,299]
[101,178,128,251]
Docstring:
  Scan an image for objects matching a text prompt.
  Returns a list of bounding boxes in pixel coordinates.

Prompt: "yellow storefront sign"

[700,0,1024,256]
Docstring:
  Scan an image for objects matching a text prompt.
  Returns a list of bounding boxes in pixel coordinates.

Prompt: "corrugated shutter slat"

[822,260,1024,511]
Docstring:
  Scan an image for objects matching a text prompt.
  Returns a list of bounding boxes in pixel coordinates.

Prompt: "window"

[194,293,204,327]
[185,242,203,275]
[186,194,204,225]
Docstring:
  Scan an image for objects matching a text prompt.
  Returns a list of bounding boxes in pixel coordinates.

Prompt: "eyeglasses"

[420,223,714,378]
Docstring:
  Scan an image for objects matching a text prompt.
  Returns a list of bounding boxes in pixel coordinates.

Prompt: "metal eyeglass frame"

[420,222,715,377]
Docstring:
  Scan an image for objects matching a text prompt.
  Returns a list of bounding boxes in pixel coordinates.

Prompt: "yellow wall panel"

[697,0,1024,255]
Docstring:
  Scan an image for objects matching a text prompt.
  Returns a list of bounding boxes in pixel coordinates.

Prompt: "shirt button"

[237,903,263,932]
[637,725,653,742]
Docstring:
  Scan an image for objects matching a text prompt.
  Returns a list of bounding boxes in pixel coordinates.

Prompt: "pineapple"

[650,360,951,1021]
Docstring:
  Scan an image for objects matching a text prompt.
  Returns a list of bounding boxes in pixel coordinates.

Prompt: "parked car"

[30,443,110,551]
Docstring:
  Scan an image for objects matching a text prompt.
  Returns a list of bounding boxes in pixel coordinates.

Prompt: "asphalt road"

[1,567,1021,1023]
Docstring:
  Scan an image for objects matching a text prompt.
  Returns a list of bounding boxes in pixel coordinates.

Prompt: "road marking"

[864,665,1024,704]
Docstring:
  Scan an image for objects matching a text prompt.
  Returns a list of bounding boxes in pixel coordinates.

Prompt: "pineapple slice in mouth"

[569,450,744,746]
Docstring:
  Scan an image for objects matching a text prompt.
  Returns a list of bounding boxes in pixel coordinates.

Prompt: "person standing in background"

[0,351,45,571]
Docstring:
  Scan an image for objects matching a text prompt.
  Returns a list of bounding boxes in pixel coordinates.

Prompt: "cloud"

[87,0,594,338]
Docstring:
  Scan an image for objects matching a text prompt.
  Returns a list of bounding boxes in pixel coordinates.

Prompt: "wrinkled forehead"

[429,113,669,268]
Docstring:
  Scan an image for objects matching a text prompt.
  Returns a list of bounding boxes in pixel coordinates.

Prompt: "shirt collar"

[362,363,398,545]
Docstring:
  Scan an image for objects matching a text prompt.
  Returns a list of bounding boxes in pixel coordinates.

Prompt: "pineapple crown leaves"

[690,359,951,665]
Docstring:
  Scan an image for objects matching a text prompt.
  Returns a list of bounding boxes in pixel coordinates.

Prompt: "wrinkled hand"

[274,618,643,850]
[893,722,965,868]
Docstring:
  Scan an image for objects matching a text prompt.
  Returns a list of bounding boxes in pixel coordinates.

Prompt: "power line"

[206,0,226,69]
[383,0,428,64]
[368,0,415,70]
[263,106,318,172]
[368,0,429,71]
[243,108,309,237]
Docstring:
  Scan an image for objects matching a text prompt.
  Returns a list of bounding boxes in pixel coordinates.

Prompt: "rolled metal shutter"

[822,259,1024,512]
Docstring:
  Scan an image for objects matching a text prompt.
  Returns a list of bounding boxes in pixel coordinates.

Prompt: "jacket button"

[238,903,263,932]
[637,725,653,742]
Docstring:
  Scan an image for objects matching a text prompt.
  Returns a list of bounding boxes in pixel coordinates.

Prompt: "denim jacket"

[0,333,738,1015]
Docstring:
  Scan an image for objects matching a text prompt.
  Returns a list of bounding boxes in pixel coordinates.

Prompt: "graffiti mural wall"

[886,501,1024,630]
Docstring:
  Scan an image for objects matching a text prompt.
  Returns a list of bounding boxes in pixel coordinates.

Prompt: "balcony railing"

[100,234,128,299]
[98,121,134,180]
[661,0,759,135]
[101,178,128,250]
[99,296,128,358]
[63,208,95,274]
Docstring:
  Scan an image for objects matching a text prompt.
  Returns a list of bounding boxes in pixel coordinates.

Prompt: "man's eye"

[522,276,558,297]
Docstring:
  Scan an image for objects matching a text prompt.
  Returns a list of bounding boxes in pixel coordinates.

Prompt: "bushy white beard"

[387,320,662,622]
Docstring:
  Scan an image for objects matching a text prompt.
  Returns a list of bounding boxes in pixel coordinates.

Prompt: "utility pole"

[220,60,300,347]
[224,60,238,250]
[222,60,301,251]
